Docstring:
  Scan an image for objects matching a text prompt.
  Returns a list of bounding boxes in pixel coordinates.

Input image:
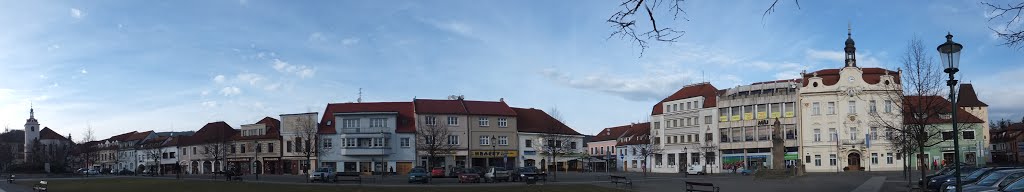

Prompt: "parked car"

[408,167,429,183]
[922,163,972,186]
[937,167,1019,192]
[430,167,446,178]
[458,167,482,183]
[927,166,981,191]
[995,173,1024,192]
[484,167,510,182]
[309,167,336,182]
[117,169,134,175]
[450,167,466,178]
[945,169,1024,192]
[83,169,99,175]
[510,166,544,182]
[687,165,707,175]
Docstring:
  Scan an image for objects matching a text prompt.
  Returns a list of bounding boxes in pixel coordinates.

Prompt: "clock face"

[849,77,854,82]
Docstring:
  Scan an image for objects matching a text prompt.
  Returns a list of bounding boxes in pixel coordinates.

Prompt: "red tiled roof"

[319,102,417,134]
[234,117,283,140]
[957,84,988,107]
[464,100,517,116]
[591,124,631,142]
[651,83,718,115]
[127,131,154,141]
[511,107,581,135]
[39,127,70,141]
[181,121,237,145]
[107,131,137,141]
[617,123,650,146]
[414,99,467,115]
[903,96,985,124]
[801,67,901,87]
[257,117,281,131]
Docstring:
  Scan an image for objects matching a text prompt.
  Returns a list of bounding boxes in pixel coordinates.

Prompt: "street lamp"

[490,136,497,168]
[937,32,964,192]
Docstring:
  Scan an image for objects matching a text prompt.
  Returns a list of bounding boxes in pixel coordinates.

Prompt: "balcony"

[841,139,865,145]
[340,127,392,134]
[339,147,393,156]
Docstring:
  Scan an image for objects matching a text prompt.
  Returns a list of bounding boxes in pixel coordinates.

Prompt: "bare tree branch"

[607,0,688,56]
[983,1,1024,50]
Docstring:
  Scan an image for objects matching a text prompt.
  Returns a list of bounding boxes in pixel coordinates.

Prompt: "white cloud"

[49,83,59,88]
[70,8,82,19]
[213,75,226,83]
[309,32,327,42]
[430,20,474,37]
[47,44,60,51]
[80,69,88,74]
[805,49,886,68]
[236,73,263,86]
[39,75,47,79]
[201,90,210,96]
[220,86,241,96]
[272,59,315,78]
[541,68,697,101]
[201,101,218,108]
[264,83,281,91]
[342,38,360,45]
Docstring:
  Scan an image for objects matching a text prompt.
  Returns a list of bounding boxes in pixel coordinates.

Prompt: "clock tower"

[24,105,40,161]
[844,24,857,68]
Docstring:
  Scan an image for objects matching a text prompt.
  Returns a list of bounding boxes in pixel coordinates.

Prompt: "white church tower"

[24,105,40,161]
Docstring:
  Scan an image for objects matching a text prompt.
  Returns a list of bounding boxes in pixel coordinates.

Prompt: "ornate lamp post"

[937,32,963,192]
[490,136,497,168]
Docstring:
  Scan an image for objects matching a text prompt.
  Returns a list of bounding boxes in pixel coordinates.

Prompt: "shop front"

[470,150,517,169]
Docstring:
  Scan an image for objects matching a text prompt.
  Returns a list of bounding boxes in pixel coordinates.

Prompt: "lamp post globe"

[937,33,963,74]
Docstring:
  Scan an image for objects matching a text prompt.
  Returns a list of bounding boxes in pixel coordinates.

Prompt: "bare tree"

[144,141,165,176]
[607,0,798,56]
[694,139,718,175]
[203,130,232,177]
[983,1,1024,49]
[289,114,319,178]
[79,126,97,175]
[536,107,576,181]
[632,134,664,177]
[414,116,456,183]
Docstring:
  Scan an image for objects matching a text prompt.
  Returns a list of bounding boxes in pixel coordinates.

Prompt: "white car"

[309,168,335,182]
[686,165,706,175]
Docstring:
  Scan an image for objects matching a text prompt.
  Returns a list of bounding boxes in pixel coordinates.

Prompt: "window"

[720,128,730,143]
[812,102,821,115]
[828,128,837,141]
[240,144,247,153]
[869,100,877,113]
[257,143,263,153]
[805,155,811,163]
[849,127,858,140]
[653,122,660,129]
[286,141,293,152]
[886,153,894,164]
[170,152,176,158]
[963,130,976,140]
[231,144,237,154]
[871,153,878,164]
[268,143,275,152]
[322,138,333,149]
[370,118,387,128]
[525,139,532,148]
[785,125,797,140]
[815,155,822,166]
[705,116,712,124]
[706,133,713,142]
[942,131,954,140]
[668,154,676,166]
[480,136,491,145]
[342,119,360,128]
[813,129,821,142]
[757,126,768,141]
[870,127,878,140]
[346,138,356,147]
[827,102,836,114]
[498,136,508,146]
[829,154,837,166]
[687,102,692,110]
[570,142,577,149]
[784,102,795,117]
[498,118,508,127]
[731,127,742,143]
[447,116,458,125]
[744,127,754,141]
[400,138,410,147]
[848,101,856,113]
[448,135,459,145]
[884,100,893,113]
[479,117,489,126]
[425,116,437,125]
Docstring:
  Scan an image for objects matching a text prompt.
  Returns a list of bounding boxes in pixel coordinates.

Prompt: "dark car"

[948,169,1024,192]
[923,163,972,185]
[932,167,1011,191]
[995,173,1024,192]
[408,167,429,183]
[458,167,482,183]
[927,166,980,191]
[510,166,546,182]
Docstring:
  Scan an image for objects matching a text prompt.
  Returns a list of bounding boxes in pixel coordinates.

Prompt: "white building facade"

[649,83,721,173]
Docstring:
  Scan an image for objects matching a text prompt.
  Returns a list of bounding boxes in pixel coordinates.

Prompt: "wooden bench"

[609,175,632,188]
[335,172,362,184]
[685,181,719,192]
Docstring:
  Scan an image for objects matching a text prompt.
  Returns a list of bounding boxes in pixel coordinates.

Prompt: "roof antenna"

[357,88,363,103]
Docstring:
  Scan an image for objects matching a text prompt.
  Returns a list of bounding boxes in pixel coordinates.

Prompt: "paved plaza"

[0,171,927,192]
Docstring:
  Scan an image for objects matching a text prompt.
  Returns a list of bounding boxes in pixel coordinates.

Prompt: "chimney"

[499,98,504,102]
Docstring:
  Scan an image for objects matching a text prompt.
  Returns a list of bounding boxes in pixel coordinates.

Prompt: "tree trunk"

[918,145,927,189]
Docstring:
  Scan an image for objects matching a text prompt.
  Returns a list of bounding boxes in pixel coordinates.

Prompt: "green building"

[904,96,987,169]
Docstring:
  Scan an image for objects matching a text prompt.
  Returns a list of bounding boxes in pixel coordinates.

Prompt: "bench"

[685,181,719,192]
[609,175,632,188]
[335,172,362,184]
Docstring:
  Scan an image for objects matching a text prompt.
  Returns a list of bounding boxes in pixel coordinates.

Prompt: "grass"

[17,178,627,192]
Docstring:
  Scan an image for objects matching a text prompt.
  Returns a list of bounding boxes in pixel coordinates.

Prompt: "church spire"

[844,23,857,68]
[29,102,34,119]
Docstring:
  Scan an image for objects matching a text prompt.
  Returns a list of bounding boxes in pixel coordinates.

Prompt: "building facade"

[227,117,283,175]
[318,102,418,175]
[513,107,584,172]
[280,112,319,175]
[649,82,720,173]
[798,31,904,172]
[717,80,800,171]
[616,123,651,172]
[587,125,630,172]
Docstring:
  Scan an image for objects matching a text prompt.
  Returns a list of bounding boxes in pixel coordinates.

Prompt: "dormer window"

[939,113,952,120]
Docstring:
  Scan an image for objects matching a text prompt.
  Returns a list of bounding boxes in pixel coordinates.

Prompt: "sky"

[1,0,1023,140]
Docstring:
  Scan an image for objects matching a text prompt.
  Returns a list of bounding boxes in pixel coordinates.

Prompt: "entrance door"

[397,162,413,175]
[848,153,861,169]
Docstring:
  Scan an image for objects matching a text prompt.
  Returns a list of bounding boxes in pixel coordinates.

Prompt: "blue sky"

[1,0,1022,140]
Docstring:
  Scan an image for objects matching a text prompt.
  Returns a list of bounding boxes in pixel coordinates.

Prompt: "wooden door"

[397,162,413,175]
